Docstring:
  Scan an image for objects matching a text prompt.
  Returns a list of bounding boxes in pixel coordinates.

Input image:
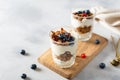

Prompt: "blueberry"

[20,50,26,55]
[68,37,75,42]
[78,11,82,14]
[62,38,66,42]
[83,10,85,13]
[31,64,37,70]
[58,34,65,39]
[95,39,100,44]
[65,37,68,41]
[64,37,68,41]
[86,10,90,14]
[21,73,27,79]
[99,63,106,69]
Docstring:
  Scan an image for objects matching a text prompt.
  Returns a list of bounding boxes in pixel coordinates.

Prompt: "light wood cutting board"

[38,33,108,79]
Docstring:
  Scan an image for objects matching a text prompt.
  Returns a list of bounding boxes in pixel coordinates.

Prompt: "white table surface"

[0,0,120,80]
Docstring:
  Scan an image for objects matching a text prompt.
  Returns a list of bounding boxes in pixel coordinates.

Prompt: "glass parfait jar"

[49,27,78,68]
[71,9,94,41]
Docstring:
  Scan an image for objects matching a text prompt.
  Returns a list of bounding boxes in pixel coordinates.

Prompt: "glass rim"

[71,8,96,18]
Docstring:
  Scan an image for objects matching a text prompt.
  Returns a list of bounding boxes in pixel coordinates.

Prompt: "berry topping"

[51,28,75,43]
[78,11,82,14]
[58,34,65,39]
[83,10,85,13]
[31,64,37,70]
[86,10,90,14]
[20,50,26,55]
[80,53,86,58]
[95,39,100,44]
[69,36,75,42]
[99,63,106,69]
[82,13,87,17]
[73,9,93,18]
[21,73,27,79]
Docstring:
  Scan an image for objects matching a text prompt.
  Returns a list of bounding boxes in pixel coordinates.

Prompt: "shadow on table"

[35,67,41,72]
[25,77,31,80]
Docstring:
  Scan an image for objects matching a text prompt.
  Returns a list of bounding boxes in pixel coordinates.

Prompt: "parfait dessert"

[71,9,94,41]
[50,28,78,68]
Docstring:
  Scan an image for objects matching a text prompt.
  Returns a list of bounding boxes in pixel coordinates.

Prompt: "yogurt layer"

[71,16,93,28]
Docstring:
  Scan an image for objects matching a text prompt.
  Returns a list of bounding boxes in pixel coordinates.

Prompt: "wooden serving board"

[38,33,108,79]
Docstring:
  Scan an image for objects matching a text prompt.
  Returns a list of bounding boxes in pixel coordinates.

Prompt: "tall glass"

[50,28,78,68]
[71,9,94,41]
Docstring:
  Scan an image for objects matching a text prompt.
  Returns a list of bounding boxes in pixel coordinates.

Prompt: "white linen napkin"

[91,6,120,35]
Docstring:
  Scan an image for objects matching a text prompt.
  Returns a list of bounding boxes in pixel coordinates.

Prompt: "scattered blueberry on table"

[95,39,100,44]
[21,73,27,79]
[99,63,106,69]
[31,64,37,70]
[20,50,26,55]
